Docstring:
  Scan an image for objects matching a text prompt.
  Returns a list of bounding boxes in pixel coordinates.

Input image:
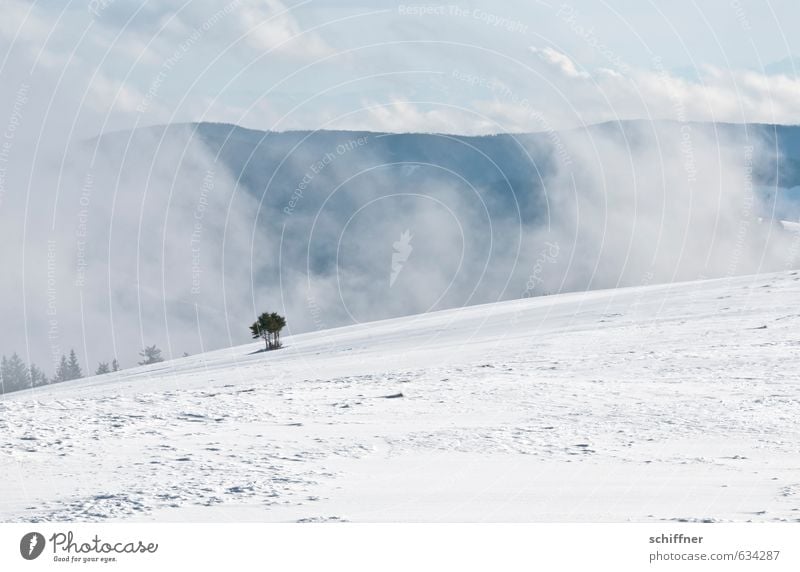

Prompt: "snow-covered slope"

[2,271,800,522]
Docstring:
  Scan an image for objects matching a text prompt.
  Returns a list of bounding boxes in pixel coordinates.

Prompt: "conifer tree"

[29,363,48,387]
[1,353,30,392]
[55,350,83,382]
[138,345,164,365]
[54,354,70,382]
[67,349,83,380]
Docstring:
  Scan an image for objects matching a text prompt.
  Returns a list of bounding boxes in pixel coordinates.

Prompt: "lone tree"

[138,345,164,365]
[67,349,83,380]
[250,311,287,350]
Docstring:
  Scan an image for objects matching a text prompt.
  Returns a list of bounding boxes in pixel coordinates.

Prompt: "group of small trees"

[54,350,83,382]
[0,343,167,395]
[2,313,286,394]
[250,312,287,351]
[93,344,162,375]
[95,359,120,375]
[0,349,87,394]
[0,354,44,393]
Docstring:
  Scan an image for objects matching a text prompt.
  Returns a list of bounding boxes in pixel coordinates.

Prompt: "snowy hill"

[2,270,800,522]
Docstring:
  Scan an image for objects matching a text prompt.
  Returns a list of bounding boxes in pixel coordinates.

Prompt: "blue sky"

[2,0,799,137]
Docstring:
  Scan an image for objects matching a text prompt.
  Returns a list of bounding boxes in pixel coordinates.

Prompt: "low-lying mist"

[0,121,796,376]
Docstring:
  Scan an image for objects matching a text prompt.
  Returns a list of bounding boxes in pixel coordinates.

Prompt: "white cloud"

[340,99,498,135]
[238,0,334,60]
[529,46,589,79]
[87,72,149,115]
[410,47,800,134]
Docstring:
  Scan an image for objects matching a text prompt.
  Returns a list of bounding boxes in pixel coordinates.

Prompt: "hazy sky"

[2,0,799,139]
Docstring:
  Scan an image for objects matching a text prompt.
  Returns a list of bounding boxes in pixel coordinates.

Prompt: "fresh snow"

[2,271,800,522]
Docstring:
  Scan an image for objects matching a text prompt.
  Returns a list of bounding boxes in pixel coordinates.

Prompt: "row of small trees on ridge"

[2,311,288,395]
[0,345,166,395]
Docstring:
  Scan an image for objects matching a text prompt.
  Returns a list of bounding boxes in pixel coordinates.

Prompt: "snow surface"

[2,271,800,522]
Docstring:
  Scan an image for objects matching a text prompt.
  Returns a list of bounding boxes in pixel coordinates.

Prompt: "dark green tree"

[268,312,287,348]
[96,362,110,375]
[250,312,287,350]
[250,313,271,350]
